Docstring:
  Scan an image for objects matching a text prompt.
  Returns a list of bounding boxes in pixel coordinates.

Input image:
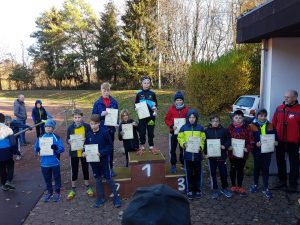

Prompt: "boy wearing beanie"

[165,91,189,173]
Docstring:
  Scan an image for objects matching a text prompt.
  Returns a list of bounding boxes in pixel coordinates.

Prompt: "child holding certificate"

[92,82,118,177]
[83,114,121,208]
[33,119,64,202]
[135,76,159,154]
[164,91,189,173]
[227,110,254,197]
[204,115,232,199]
[178,109,206,200]
[66,109,93,200]
[118,109,139,167]
[249,109,278,198]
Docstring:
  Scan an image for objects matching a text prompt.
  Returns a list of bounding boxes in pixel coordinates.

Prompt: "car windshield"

[235,97,255,107]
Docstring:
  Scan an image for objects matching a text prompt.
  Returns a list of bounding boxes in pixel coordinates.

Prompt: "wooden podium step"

[103,151,186,198]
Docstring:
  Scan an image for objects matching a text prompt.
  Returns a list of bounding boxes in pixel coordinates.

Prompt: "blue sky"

[0,0,124,62]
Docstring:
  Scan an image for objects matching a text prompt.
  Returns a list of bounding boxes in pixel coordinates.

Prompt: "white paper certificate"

[174,118,186,135]
[122,124,134,139]
[260,134,275,153]
[85,144,100,162]
[39,137,53,156]
[186,136,201,153]
[232,138,245,158]
[104,108,119,126]
[70,134,84,151]
[135,102,150,119]
[207,139,221,157]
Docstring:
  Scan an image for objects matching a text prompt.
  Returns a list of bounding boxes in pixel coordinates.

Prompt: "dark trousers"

[41,166,61,194]
[276,142,300,187]
[124,148,135,167]
[138,117,155,147]
[0,159,14,185]
[209,159,228,189]
[35,124,45,138]
[253,152,272,189]
[230,158,246,187]
[70,157,89,181]
[109,131,115,169]
[184,160,202,193]
[169,134,183,166]
[17,119,26,144]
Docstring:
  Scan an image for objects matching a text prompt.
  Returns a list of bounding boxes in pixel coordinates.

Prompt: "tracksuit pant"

[169,133,184,166]
[41,165,61,194]
[230,158,246,187]
[70,157,89,181]
[253,151,272,189]
[138,117,155,147]
[185,160,202,193]
[209,159,228,189]
[0,159,14,185]
[35,123,45,138]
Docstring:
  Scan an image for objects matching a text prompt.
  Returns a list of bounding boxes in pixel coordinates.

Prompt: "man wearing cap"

[272,90,300,192]
[13,94,27,145]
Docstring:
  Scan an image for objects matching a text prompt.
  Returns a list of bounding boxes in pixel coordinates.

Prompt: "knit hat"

[44,119,56,128]
[174,91,184,101]
[141,76,151,84]
[256,108,268,117]
[35,99,42,105]
[122,184,191,225]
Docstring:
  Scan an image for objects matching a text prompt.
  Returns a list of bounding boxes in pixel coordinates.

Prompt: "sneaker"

[16,155,22,161]
[186,192,194,200]
[1,185,9,191]
[195,192,202,199]
[230,186,238,193]
[43,193,53,202]
[262,189,272,198]
[139,145,145,151]
[53,193,61,202]
[86,187,94,197]
[212,190,221,199]
[5,181,15,190]
[93,198,105,208]
[149,146,160,155]
[238,187,247,197]
[67,190,76,200]
[113,196,122,208]
[249,184,258,193]
[171,165,176,173]
[220,188,233,198]
[111,170,117,177]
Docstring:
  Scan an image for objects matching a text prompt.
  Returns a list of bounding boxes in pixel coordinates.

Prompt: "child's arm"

[153,92,158,108]
[223,128,231,149]
[52,135,64,154]
[118,124,123,141]
[31,108,36,123]
[177,128,186,149]
[100,131,113,156]
[164,108,174,130]
[245,126,255,152]
[34,139,40,153]
[200,131,206,152]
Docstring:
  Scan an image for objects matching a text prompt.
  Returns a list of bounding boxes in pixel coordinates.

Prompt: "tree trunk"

[85,63,90,85]
[0,78,2,91]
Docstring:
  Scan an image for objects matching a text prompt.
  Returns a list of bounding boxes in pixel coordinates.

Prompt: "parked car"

[230,95,260,123]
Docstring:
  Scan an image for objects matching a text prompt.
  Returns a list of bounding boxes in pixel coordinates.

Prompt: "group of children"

[0,76,278,210]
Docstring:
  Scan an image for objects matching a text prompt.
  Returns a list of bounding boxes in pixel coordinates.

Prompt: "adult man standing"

[13,94,27,146]
[272,90,300,192]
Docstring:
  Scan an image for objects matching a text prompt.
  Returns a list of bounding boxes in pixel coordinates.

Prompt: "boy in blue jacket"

[249,109,278,198]
[83,114,121,208]
[92,82,118,176]
[34,119,64,202]
[178,109,206,200]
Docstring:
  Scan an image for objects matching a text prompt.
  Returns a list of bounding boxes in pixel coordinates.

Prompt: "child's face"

[142,80,151,90]
[210,118,220,128]
[101,88,110,98]
[257,113,267,122]
[73,114,83,125]
[233,115,244,125]
[188,114,196,124]
[36,103,41,108]
[122,114,129,122]
[90,121,100,131]
[45,126,54,133]
[175,99,183,106]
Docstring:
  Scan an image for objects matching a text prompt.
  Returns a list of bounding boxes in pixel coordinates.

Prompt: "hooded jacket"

[14,99,27,120]
[0,123,17,161]
[177,109,206,161]
[31,100,48,124]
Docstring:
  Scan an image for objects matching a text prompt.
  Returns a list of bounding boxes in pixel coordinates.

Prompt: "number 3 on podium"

[142,164,151,177]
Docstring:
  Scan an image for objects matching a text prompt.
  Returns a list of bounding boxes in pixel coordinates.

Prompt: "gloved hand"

[42,120,47,123]
[51,144,58,151]
[36,147,40,153]
[28,126,33,131]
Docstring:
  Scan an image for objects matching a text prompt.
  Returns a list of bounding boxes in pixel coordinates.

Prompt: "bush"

[185,46,259,115]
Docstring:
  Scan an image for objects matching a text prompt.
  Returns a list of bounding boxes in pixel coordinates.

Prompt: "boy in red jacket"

[165,91,189,173]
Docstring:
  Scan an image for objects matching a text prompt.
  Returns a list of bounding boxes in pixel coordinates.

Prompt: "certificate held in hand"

[232,138,245,158]
[174,118,186,135]
[104,108,119,126]
[260,134,275,153]
[85,144,100,162]
[135,102,150,119]
[39,137,53,156]
[186,136,201,153]
[122,123,134,139]
[207,139,221,157]
[70,134,84,151]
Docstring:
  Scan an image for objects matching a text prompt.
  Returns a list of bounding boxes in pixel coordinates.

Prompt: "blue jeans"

[17,119,26,144]
[41,166,61,194]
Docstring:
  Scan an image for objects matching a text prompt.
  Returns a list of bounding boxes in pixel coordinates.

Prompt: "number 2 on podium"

[142,164,151,177]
